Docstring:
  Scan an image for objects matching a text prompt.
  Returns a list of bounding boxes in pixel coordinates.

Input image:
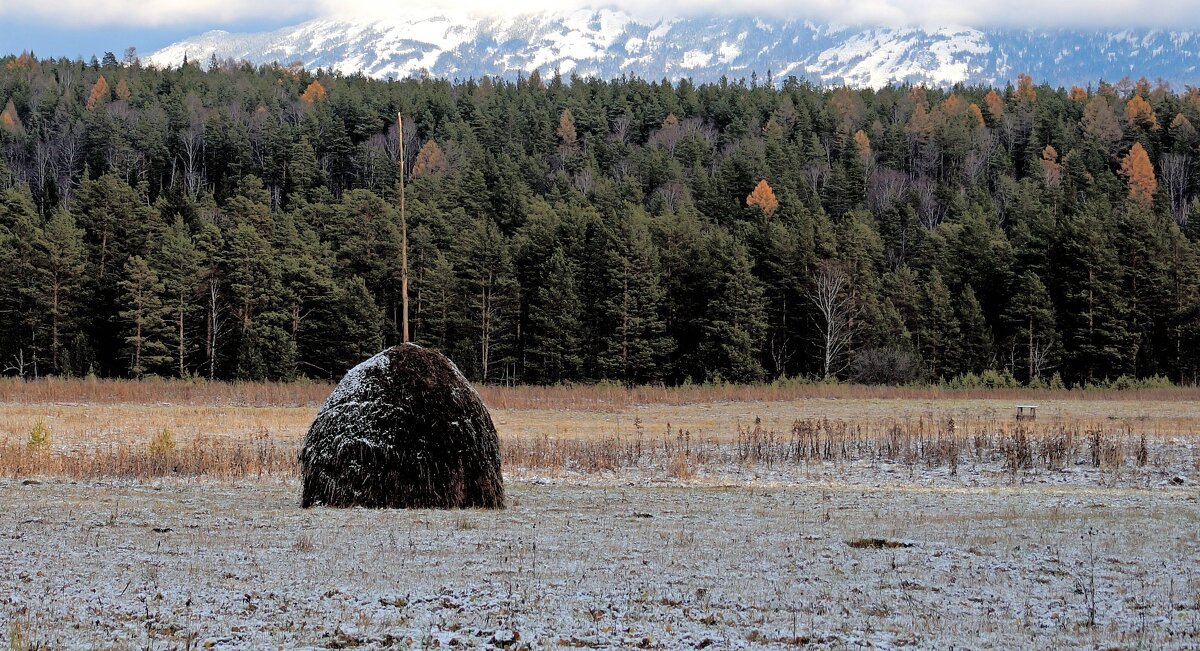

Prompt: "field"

[1,379,1199,649]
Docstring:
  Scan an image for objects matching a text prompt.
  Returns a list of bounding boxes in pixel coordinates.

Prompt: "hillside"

[147,11,1200,88]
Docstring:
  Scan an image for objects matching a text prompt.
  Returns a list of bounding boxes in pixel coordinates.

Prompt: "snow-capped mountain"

[147,11,1200,88]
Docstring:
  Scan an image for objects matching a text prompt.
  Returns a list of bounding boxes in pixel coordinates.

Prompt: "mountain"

[147,10,1200,88]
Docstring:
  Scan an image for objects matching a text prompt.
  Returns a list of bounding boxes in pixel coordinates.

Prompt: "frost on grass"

[299,343,504,509]
[1,478,1197,650]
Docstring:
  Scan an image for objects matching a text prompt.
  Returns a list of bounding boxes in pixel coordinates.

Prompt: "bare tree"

[808,264,862,380]
[867,167,910,214]
[915,176,945,230]
[1161,153,1192,225]
[1031,340,1055,380]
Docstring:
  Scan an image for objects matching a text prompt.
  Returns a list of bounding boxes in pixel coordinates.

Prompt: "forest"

[1,50,1199,387]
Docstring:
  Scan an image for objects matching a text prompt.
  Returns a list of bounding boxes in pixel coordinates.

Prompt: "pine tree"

[597,210,670,384]
[1004,271,1058,382]
[34,211,89,375]
[457,217,517,382]
[1054,206,1135,382]
[918,269,959,379]
[700,231,766,383]
[525,247,582,382]
[286,137,322,203]
[151,218,203,377]
[0,186,41,374]
[955,285,993,374]
[119,255,170,377]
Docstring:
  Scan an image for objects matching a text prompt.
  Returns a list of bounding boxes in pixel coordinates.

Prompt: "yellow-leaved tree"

[983,89,1004,121]
[556,108,577,149]
[300,80,326,105]
[746,179,778,218]
[1124,95,1159,130]
[853,129,871,162]
[1120,142,1157,208]
[1039,145,1061,187]
[0,99,22,135]
[86,75,109,111]
[412,139,449,178]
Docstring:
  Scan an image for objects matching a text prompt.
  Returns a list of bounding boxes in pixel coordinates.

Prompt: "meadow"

[1,379,1198,649]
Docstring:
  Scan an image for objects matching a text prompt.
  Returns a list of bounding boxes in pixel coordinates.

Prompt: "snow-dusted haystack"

[299,344,504,509]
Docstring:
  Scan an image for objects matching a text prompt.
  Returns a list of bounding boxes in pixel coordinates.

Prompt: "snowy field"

[2,473,1198,650]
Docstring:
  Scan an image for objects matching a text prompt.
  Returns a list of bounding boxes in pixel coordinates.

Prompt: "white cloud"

[3,0,1199,29]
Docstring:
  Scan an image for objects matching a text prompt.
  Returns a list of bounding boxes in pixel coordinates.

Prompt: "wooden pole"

[398,113,409,344]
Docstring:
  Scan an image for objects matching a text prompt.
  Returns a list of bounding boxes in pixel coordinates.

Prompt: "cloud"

[3,0,1199,29]
[0,0,322,27]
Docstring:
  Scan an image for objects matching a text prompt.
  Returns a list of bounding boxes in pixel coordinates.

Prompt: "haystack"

[299,343,505,509]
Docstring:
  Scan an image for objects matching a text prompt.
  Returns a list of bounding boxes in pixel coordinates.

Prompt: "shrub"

[26,419,50,453]
[149,428,176,456]
[850,347,924,385]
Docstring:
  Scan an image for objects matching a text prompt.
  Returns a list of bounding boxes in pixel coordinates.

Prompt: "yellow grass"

[1,377,1198,480]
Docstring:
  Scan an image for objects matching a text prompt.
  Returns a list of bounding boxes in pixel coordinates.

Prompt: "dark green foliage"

[0,57,1196,386]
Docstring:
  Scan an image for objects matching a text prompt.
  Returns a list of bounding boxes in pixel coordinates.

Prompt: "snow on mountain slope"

[147,11,1200,88]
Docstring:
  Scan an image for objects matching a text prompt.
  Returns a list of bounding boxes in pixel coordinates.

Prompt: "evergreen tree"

[597,209,670,384]
[1053,207,1134,382]
[119,255,170,376]
[918,269,959,379]
[457,217,517,382]
[955,285,994,374]
[1004,271,1059,382]
[34,211,89,375]
[151,218,203,377]
[700,231,766,383]
[525,247,582,382]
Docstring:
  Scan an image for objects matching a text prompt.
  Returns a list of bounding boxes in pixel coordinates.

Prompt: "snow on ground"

[1,472,1197,649]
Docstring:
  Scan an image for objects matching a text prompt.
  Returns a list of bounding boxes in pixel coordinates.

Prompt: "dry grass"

[1,378,1197,482]
[1,417,1191,483]
[8,376,1200,409]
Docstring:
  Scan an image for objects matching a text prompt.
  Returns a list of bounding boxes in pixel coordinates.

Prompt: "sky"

[3,0,1200,59]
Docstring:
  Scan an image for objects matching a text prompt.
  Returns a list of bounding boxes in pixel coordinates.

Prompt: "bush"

[26,419,50,453]
[850,347,924,385]
[149,428,176,456]
[943,369,1021,389]
[1085,374,1176,390]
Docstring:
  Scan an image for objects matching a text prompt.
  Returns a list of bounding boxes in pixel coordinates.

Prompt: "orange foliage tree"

[411,139,449,178]
[1016,73,1037,102]
[1039,145,1061,187]
[983,89,1004,121]
[1120,142,1157,208]
[1124,95,1159,130]
[556,108,577,149]
[853,129,871,161]
[300,80,326,104]
[86,75,109,111]
[0,99,22,135]
[746,179,779,218]
[115,78,131,101]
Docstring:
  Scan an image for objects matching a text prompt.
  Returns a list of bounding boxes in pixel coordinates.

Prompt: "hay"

[299,344,505,509]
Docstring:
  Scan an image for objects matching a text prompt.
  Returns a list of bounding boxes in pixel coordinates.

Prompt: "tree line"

[2,52,1200,386]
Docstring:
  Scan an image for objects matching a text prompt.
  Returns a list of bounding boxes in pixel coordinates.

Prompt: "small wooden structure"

[1015,404,1038,420]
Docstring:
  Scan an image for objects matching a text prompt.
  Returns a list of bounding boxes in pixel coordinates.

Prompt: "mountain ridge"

[146,11,1200,88]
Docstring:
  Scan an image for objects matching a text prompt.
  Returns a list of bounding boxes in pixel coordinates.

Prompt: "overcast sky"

[3,0,1199,58]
